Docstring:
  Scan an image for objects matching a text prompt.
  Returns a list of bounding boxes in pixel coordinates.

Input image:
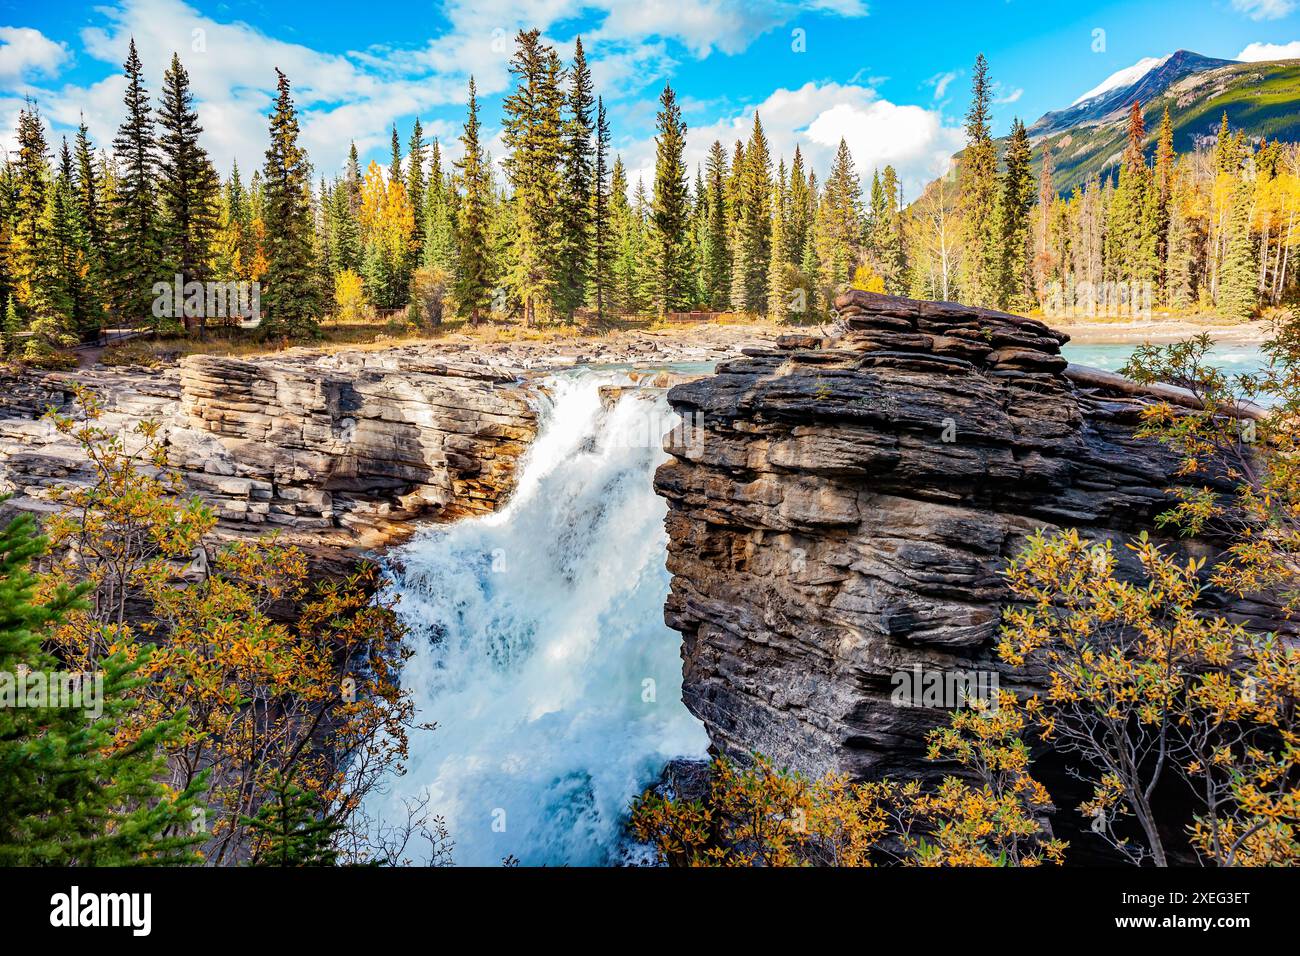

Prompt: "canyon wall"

[0,349,539,565]
[0,326,769,568]
[655,290,1282,782]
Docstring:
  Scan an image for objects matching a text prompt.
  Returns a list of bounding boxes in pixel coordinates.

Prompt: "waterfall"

[367,371,709,866]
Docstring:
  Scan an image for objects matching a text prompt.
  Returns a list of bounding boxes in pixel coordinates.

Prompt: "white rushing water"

[366,372,709,866]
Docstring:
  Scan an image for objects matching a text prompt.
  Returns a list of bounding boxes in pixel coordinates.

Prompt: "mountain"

[1024,49,1300,193]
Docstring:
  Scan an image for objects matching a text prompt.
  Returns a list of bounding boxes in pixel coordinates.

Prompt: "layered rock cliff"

[0,325,773,566]
[655,291,1282,783]
[0,350,539,564]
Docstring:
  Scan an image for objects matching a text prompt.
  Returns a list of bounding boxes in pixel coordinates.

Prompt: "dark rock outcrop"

[655,290,1284,782]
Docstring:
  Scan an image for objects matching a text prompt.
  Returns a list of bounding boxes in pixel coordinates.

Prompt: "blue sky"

[2,0,1299,199]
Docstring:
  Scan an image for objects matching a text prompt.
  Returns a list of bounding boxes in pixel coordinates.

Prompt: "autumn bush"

[631,692,1066,867]
[32,386,429,865]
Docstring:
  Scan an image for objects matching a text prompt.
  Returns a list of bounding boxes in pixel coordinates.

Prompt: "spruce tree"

[1164,164,1195,310]
[242,773,339,866]
[0,511,206,865]
[345,142,363,217]
[1218,180,1258,321]
[157,52,219,330]
[329,170,361,275]
[997,119,1034,309]
[961,53,999,308]
[454,78,493,323]
[1153,106,1176,294]
[609,156,639,313]
[111,39,163,327]
[1107,100,1157,286]
[590,98,613,318]
[649,83,691,317]
[47,139,98,338]
[423,138,458,274]
[816,137,863,294]
[406,118,427,254]
[11,101,52,320]
[703,140,731,310]
[788,147,813,278]
[502,30,565,323]
[767,160,793,318]
[73,120,108,284]
[260,68,319,337]
[559,37,595,319]
[731,112,772,313]
[875,165,906,293]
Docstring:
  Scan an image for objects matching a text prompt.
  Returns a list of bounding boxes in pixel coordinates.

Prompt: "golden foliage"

[631,695,1065,868]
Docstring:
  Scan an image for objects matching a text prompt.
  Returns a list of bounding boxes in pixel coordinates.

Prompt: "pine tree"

[242,773,339,866]
[559,36,595,319]
[590,98,613,318]
[73,120,108,285]
[260,68,320,337]
[157,52,219,330]
[11,101,52,320]
[767,160,794,318]
[816,137,862,294]
[731,112,772,313]
[0,511,207,865]
[110,39,163,327]
[649,83,691,317]
[406,118,427,254]
[609,157,638,312]
[961,53,999,307]
[703,140,731,310]
[1218,179,1258,320]
[454,78,493,323]
[47,138,98,338]
[998,119,1034,309]
[422,138,458,274]
[502,30,565,323]
[1153,105,1176,293]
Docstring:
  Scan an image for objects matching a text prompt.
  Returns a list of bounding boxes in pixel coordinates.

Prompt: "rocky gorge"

[0,296,1284,847]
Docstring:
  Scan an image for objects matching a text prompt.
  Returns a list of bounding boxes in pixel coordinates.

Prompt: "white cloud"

[1236,39,1300,59]
[926,69,960,101]
[619,81,962,204]
[5,0,869,177]
[1231,0,1297,21]
[995,87,1023,104]
[0,26,70,83]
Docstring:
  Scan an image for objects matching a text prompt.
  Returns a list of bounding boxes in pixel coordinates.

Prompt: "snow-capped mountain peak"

[1071,54,1171,106]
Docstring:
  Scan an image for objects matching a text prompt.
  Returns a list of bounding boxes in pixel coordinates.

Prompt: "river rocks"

[654,290,1285,783]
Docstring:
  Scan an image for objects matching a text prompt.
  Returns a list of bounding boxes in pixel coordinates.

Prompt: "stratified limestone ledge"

[0,349,539,562]
[655,290,1286,781]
